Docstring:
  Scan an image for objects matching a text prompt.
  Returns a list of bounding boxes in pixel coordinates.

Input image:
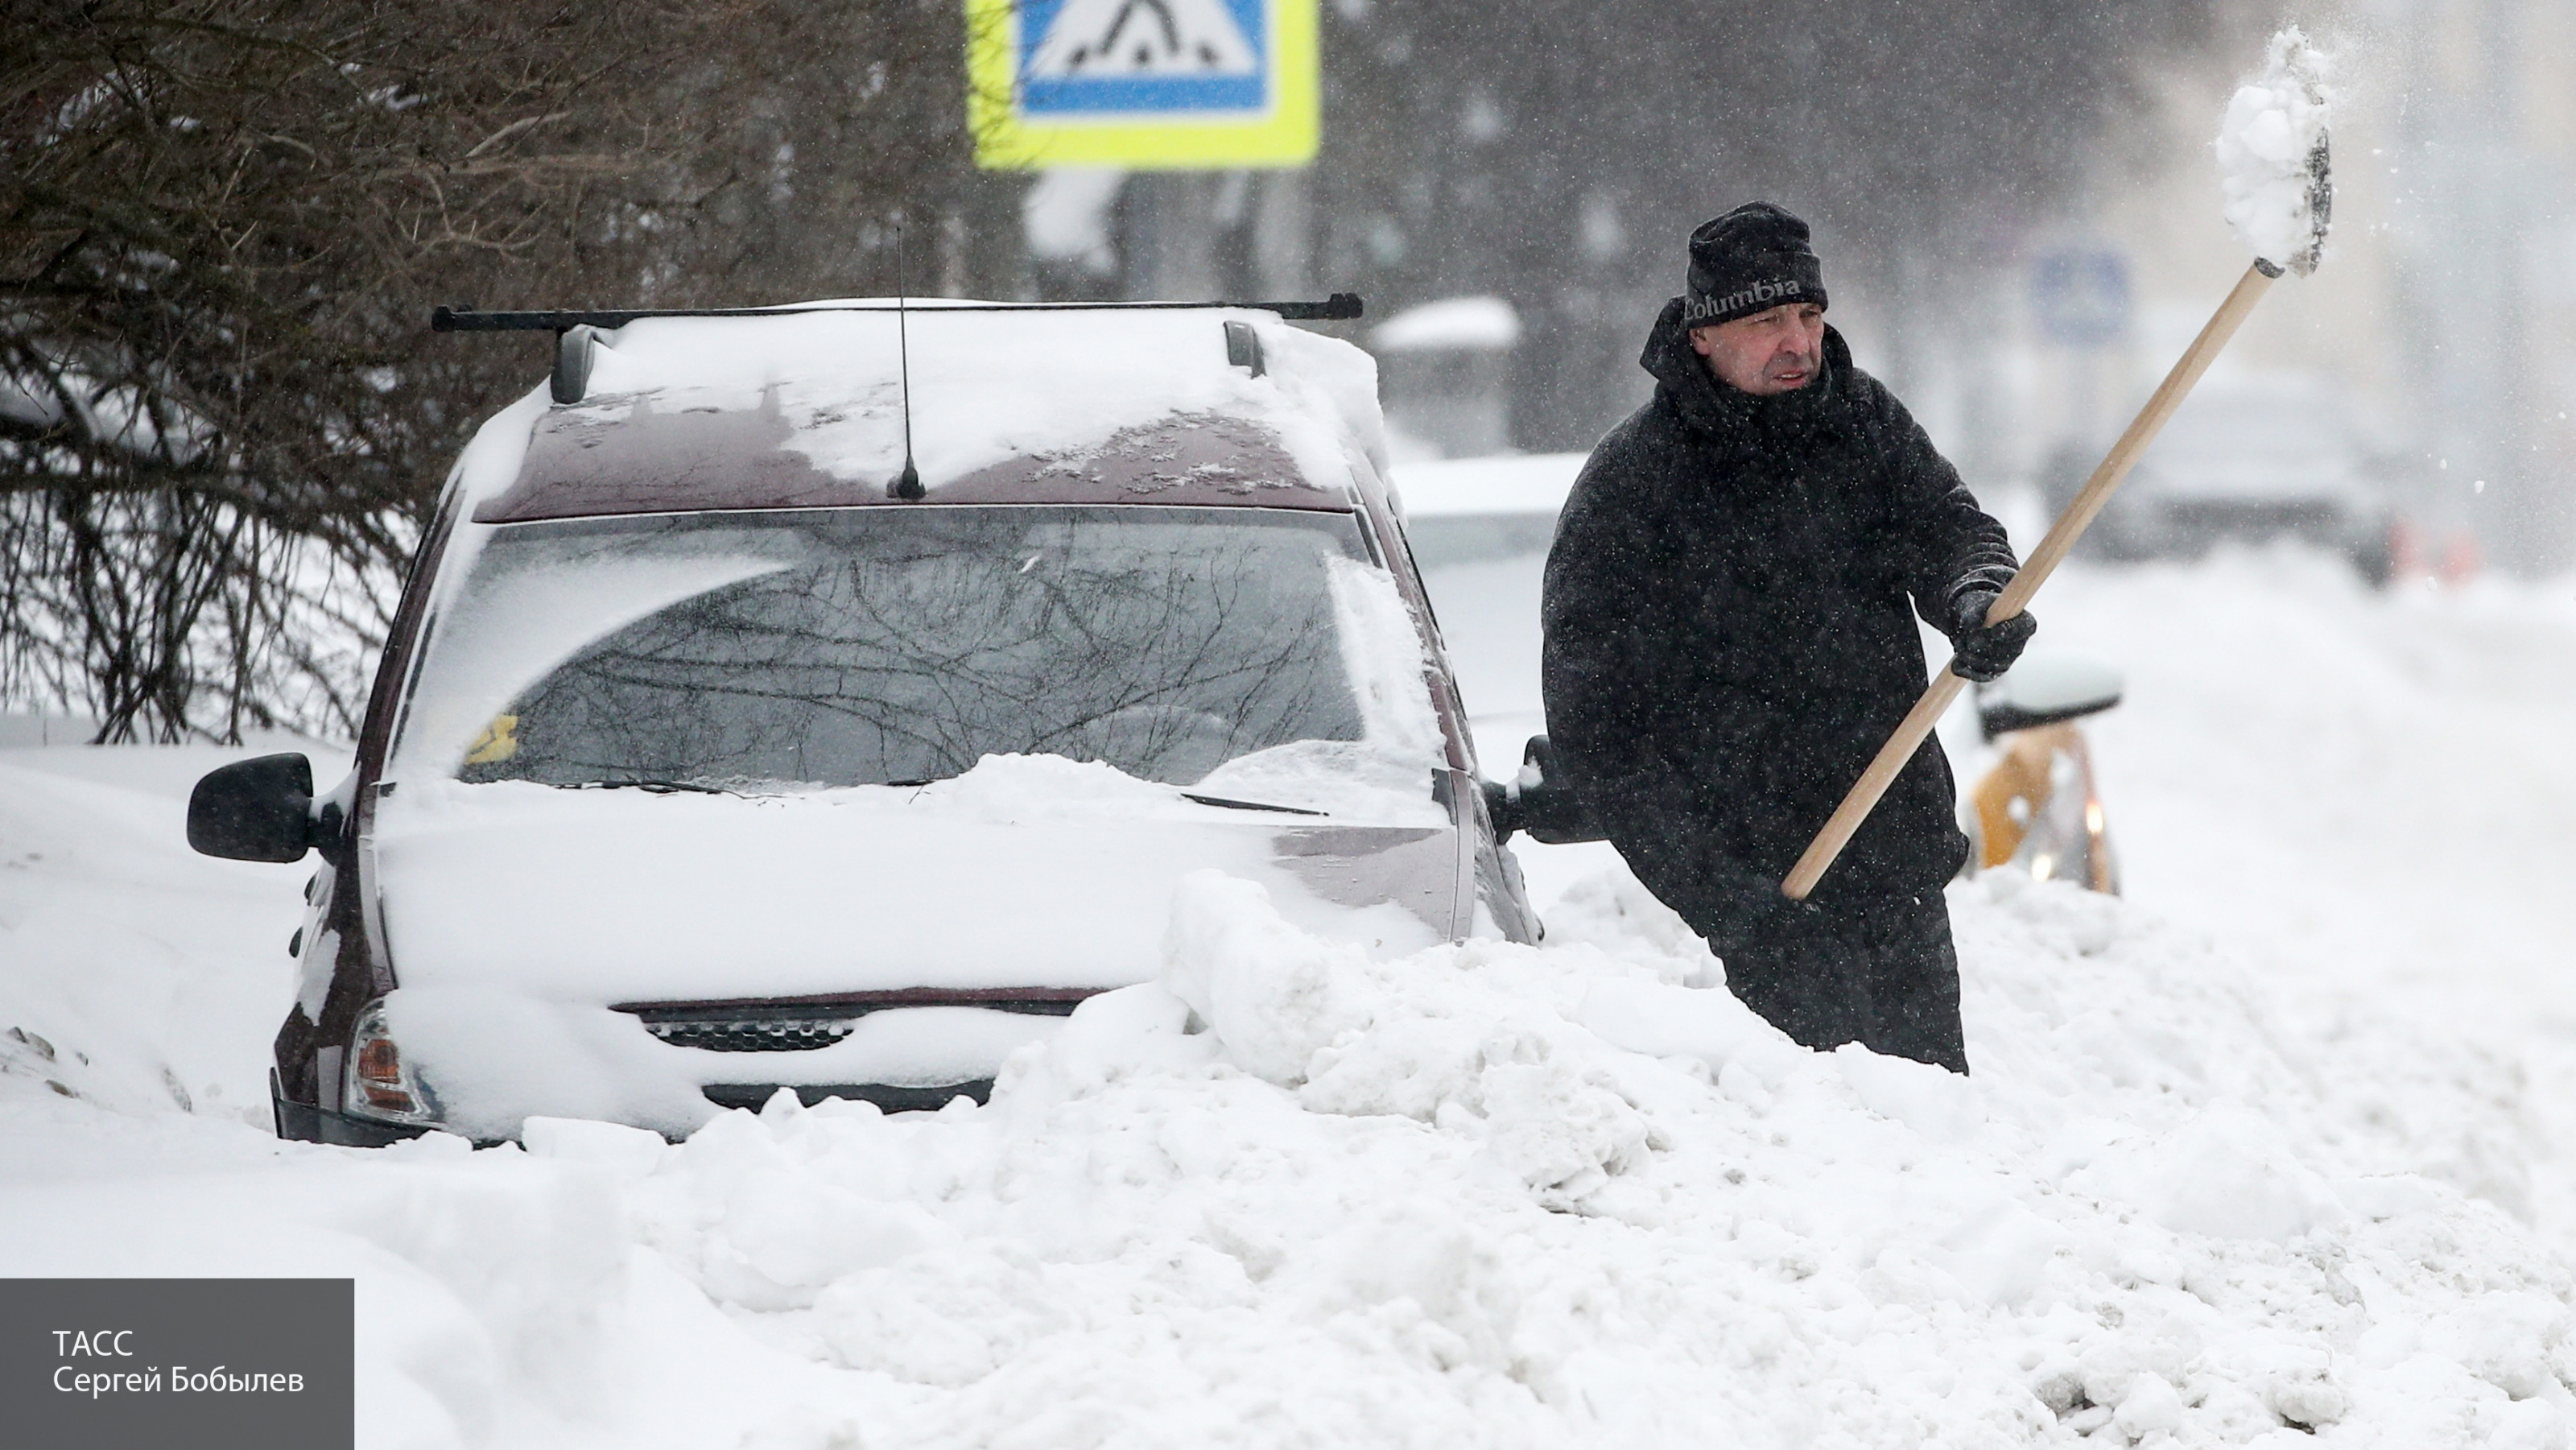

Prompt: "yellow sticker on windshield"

[464,714,520,765]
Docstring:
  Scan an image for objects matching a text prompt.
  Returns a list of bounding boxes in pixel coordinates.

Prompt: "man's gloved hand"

[1947,588,2036,684]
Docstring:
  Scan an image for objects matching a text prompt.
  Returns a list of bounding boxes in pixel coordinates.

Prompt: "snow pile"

[555,868,2571,1448]
[0,747,342,1122]
[2216,28,2332,276]
[2050,549,2576,1021]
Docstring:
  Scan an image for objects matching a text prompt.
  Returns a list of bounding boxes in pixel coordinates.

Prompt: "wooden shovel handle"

[1780,262,2277,901]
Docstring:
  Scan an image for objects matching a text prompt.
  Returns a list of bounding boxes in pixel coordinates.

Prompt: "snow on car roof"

[449,300,1392,524]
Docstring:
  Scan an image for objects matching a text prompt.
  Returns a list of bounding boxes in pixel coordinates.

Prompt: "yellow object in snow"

[1967,721,2119,894]
[464,714,520,765]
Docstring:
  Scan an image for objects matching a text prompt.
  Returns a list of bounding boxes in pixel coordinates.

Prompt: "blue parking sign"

[2031,249,2132,348]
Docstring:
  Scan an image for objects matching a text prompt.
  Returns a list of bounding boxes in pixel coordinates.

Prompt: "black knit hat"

[1682,201,1827,328]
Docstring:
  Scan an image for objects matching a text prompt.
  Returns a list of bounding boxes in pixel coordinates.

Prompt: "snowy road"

[6,547,2576,1447]
[2061,556,2576,1018]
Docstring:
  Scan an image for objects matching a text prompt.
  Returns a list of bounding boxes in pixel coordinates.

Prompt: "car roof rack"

[431,294,1364,333]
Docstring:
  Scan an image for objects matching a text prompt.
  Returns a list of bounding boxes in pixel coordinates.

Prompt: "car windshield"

[393,506,1389,791]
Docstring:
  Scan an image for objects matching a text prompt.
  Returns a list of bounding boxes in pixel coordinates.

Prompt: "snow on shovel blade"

[2218,27,2334,278]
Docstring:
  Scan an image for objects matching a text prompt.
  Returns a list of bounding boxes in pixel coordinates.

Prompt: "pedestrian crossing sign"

[968,0,1320,170]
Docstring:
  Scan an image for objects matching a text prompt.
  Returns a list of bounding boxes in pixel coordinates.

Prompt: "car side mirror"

[1977,653,2125,739]
[188,753,336,862]
[1480,734,1608,845]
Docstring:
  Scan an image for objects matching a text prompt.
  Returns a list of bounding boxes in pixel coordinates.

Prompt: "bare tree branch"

[2,0,1019,742]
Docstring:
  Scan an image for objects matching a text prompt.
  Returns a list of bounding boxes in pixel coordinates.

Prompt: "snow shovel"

[1781,30,2333,902]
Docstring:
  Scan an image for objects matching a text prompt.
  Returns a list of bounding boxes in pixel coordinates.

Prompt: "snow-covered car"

[2075,373,2390,578]
[186,299,1555,1145]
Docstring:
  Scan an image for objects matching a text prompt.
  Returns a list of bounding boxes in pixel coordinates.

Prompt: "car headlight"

[343,999,442,1126]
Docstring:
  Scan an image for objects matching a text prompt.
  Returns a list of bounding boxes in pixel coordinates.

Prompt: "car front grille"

[642,1016,859,1052]
[700,1080,993,1112]
[615,989,1096,1054]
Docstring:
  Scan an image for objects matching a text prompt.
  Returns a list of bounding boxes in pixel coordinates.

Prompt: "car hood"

[371,771,1458,1005]
[364,762,1459,1139]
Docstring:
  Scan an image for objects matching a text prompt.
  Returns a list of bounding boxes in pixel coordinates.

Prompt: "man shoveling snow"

[1543,21,2333,1072]
[1541,202,2033,1073]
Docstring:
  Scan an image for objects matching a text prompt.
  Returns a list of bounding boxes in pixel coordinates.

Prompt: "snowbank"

[2216,29,2332,276]
[0,747,344,1120]
[23,844,2552,1448]
[458,867,2572,1447]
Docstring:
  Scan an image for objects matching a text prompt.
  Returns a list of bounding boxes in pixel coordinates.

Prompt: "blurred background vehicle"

[1373,295,1523,462]
[2062,373,2394,582]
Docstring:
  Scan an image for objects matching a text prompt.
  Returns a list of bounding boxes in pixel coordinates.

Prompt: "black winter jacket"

[1540,301,2018,918]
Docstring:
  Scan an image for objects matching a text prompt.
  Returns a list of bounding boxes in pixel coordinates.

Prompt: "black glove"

[1947,588,2036,683]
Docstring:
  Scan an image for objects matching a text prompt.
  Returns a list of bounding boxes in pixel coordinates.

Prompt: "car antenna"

[888,218,925,501]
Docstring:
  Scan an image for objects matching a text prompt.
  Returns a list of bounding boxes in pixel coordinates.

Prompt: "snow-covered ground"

[6,544,2575,1448]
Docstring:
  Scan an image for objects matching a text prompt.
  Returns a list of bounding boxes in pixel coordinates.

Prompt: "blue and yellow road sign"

[968,0,1320,170]
[2031,249,2132,348]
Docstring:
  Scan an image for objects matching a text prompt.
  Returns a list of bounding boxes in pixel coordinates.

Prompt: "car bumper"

[270,1076,993,1147]
[271,1087,437,1147]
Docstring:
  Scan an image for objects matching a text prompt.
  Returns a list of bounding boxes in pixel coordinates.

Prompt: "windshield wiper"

[848,779,1326,814]
[564,778,733,795]
[1180,791,1326,817]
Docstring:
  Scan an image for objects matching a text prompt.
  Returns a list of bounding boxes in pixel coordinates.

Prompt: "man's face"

[1690,302,1827,395]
